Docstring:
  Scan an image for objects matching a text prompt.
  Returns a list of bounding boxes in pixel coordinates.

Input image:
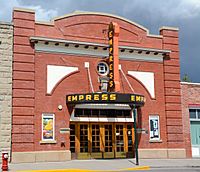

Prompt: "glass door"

[70,123,135,159]
[80,124,88,152]
[78,124,89,159]
[70,124,76,159]
[104,124,114,158]
[127,124,134,158]
[91,124,102,158]
[115,124,126,158]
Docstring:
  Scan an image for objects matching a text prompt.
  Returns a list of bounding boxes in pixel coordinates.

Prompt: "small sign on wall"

[60,128,70,134]
[137,128,148,134]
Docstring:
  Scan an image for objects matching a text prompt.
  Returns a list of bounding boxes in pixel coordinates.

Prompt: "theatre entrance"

[70,123,135,159]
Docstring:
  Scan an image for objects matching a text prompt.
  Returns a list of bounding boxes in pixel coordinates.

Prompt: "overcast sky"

[1,0,199,82]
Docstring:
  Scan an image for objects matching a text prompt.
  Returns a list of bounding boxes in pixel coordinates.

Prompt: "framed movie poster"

[42,113,55,141]
[149,115,160,140]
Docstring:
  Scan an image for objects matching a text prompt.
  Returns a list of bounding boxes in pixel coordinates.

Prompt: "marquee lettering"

[66,93,145,105]
[79,95,84,100]
[72,95,77,101]
[86,95,92,100]
[108,22,115,92]
[131,95,135,101]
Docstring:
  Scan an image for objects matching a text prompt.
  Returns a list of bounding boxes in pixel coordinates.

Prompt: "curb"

[121,166,150,171]
[16,166,150,172]
[150,165,200,168]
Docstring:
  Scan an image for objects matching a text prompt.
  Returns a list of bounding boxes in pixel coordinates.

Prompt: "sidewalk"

[3,158,200,172]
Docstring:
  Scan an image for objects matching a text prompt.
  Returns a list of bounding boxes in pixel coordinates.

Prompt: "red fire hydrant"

[2,151,9,171]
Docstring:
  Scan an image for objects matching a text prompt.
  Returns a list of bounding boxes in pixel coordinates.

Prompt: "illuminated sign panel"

[108,23,114,91]
[66,93,145,106]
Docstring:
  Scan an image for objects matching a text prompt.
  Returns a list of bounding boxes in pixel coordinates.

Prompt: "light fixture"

[58,105,63,111]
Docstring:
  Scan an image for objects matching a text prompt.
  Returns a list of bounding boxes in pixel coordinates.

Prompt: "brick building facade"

[8,8,190,162]
[181,82,200,158]
[0,22,13,163]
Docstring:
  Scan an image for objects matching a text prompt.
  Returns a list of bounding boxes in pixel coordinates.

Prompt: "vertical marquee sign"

[108,23,114,92]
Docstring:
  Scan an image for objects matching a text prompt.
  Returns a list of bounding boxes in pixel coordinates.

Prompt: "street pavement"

[126,168,200,172]
[2,158,200,172]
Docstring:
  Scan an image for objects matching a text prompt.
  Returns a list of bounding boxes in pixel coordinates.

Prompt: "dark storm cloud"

[178,16,200,82]
[1,0,200,82]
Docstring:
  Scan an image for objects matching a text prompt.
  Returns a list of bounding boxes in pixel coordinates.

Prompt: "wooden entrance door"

[104,124,114,158]
[115,124,125,158]
[70,123,134,159]
[90,124,102,158]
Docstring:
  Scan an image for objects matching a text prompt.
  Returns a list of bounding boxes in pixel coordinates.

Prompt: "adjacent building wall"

[181,82,200,157]
[0,22,13,162]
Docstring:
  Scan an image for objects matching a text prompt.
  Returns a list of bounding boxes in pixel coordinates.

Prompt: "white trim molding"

[47,65,78,94]
[181,82,200,86]
[128,71,155,98]
[31,37,168,63]
[159,26,179,31]
[53,11,149,33]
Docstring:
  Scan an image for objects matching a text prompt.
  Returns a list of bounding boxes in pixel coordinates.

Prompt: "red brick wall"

[12,9,185,153]
[36,14,163,49]
[33,52,167,150]
[160,29,185,149]
[181,83,200,157]
[12,9,35,152]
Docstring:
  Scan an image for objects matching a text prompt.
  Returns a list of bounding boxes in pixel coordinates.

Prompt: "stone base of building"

[139,148,186,158]
[11,149,186,163]
[11,150,71,163]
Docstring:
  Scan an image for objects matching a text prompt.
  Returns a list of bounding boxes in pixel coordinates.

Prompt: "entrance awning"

[75,103,131,110]
[66,92,145,107]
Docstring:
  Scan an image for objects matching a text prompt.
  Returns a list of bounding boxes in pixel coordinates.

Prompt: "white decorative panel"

[47,65,78,94]
[128,71,155,98]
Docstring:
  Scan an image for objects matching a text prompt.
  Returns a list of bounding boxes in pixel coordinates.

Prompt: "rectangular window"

[189,108,200,120]
[198,109,200,119]
[42,113,55,141]
[189,109,197,119]
[74,109,131,118]
[149,115,160,140]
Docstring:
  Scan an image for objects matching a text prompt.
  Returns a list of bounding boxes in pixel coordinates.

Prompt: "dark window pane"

[70,124,76,153]
[115,110,123,116]
[124,110,131,117]
[71,148,75,152]
[91,109,99,116]
[100,109,108,116]
[189,109,196,119]
[70,142,75,147]
[197,109,200,119]
[75,109,83,117]
[75,108,131,118]
[84,109,91,116]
